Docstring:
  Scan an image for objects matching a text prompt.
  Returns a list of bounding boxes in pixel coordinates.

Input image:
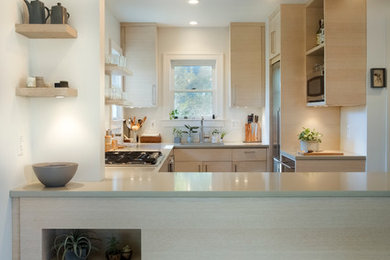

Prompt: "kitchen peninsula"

[11,169,390,259]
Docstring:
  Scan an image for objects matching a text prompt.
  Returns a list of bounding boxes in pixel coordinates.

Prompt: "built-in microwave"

[307,71,324,103]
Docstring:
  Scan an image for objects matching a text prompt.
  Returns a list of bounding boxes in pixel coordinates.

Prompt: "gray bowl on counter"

[32,162,78,187]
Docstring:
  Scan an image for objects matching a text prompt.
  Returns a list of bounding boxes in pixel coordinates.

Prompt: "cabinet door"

[175,161,202,172]
[232,149,267,161]
[269,9,281,59]
[203,162,232,172]
[174,149,232,162]
[122,23,158,107]
[230,23,265,107]
[233,161,267,172]
[324,0,366,106]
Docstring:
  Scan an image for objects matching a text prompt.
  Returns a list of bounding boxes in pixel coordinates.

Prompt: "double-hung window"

[172,60,215,118]
[164,54,224,120]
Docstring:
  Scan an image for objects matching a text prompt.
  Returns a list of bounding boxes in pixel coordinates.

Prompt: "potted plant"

[172,128,183,143]
[183,124,199,143]
[220,131,227,143]
[169,109,179,120]
[298,127,322,153]
[211,129,220,143]
[105,236,122,260]
[52,230,97,260]
[121,245,133,260]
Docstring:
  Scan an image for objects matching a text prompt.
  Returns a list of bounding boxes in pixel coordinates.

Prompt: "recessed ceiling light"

[188,0,199,5]
[189,21,198,26]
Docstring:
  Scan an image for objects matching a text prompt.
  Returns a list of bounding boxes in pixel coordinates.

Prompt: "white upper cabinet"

[230,23,265,108]
[121,23,158,107]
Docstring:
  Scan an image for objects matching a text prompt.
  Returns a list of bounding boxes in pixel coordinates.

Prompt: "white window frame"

[163,53,224,120]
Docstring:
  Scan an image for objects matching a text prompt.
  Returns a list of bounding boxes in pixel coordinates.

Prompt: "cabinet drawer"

[175,162,202,172]
[203,161,232,172]
[233,161,267,172]
[232,149,267,161]
[174,149,232,162]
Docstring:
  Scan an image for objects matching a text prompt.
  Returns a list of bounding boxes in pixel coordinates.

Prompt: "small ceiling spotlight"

[188,0,199,5]
[189,21,198,26]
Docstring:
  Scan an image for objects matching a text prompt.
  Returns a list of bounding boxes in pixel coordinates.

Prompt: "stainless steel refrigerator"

[271,61,281,172]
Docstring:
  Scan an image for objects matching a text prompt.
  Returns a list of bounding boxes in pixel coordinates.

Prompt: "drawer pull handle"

[244,151,256,153]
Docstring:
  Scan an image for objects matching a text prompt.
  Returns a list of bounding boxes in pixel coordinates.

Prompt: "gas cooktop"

[105,151,162,166]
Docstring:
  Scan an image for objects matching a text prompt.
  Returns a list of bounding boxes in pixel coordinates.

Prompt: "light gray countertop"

[281,150,366,161]
[10,171,390,198]
[174,142,269,149]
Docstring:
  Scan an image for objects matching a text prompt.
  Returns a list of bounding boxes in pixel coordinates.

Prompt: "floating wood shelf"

[16,88,78,97]
[306,101,327,107]
[105,64,133,76]
[15,24,77,39]
[306,43,324,56]
[105,98,127,106]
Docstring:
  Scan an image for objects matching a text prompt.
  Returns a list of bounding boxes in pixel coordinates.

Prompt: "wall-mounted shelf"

[105,98,127,106]
[306,101,327,107]
[15,24,77,39]
[16,88,78,97]
[105,64,133,76]
[306,43,324,56]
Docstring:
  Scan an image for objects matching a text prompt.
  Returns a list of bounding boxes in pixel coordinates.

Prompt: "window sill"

[160,119,226,127]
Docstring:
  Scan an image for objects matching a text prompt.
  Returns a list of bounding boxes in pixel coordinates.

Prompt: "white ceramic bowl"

[32,162,78,187]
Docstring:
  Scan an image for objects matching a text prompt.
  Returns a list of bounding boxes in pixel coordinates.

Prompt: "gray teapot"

[24,0,50,24]
[50,3,70,24]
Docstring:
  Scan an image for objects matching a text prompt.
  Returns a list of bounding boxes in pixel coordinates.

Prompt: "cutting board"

[301,151,344,156]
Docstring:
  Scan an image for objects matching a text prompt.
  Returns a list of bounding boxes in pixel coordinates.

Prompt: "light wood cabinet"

[230,23,265,108]
[268,9,281,59]
[174,149,231,162]
[121,23,158,107]
[203,162,232,172]
[175,161,202,172]
[295,158,366,172]
[233,161,267,172]
[174,149,232,172]
[174,148,268,172]
[232,149,267,161]
[305,0,366,106]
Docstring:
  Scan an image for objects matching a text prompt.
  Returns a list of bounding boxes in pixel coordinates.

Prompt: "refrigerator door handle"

[276,109,281,146]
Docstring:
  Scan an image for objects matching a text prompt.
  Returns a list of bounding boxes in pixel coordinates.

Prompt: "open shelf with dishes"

[15,24,77,39]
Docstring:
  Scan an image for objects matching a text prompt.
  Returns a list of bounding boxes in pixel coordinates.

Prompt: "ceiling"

[107,0,308,27]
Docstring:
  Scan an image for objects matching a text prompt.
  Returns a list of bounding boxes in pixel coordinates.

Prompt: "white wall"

[340,106,367,156]
[28,0,106,181]
[123,27,264,143]
[0,1,31,259]
[341,0,390,171]
[366,0,389,172]
[104,5,122,130]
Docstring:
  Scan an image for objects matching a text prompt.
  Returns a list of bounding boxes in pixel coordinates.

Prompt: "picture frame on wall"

[370,68,387,88]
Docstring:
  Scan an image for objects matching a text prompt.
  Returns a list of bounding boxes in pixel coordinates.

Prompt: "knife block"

[244,123,262,143]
